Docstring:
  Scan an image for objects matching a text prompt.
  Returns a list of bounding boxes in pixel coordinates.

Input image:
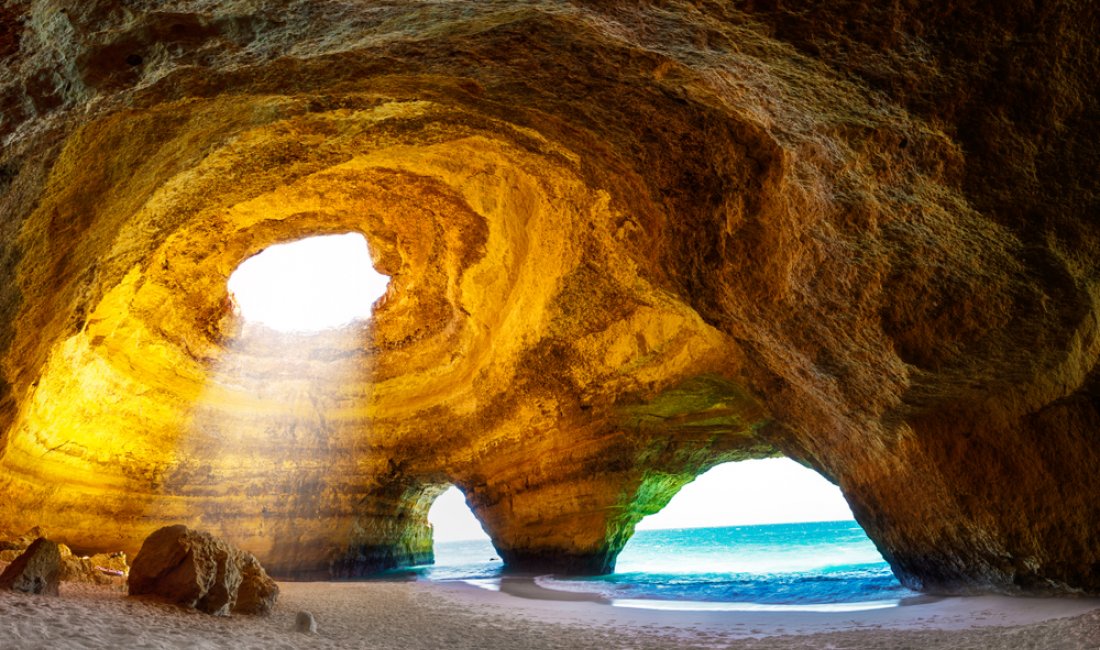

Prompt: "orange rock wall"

[0,1,1097,592]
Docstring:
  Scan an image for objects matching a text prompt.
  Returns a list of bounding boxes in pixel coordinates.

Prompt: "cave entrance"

[227,232,389,332]
[598,458,910,606]
[425,485,500,575]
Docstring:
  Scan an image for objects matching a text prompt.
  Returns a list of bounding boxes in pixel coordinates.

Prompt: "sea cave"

[0,1,1098,635]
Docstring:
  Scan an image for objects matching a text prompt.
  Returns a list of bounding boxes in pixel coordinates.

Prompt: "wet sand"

[1,578,1098,649]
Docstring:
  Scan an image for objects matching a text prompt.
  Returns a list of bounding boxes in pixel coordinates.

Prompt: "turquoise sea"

[422,521,918,608]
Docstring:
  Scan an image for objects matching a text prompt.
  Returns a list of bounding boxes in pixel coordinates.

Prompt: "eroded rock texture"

[0,1,1097,594]
[128,525,278,616]
[0,537,61,595]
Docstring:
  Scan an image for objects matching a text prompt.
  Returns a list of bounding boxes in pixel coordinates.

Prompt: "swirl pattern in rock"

[0,1,1097,594]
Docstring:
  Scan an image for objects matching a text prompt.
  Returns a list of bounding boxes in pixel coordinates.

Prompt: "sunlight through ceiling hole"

[227,233,389,332]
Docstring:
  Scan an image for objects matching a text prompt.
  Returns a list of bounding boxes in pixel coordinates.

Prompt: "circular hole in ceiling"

[227,232,389,332]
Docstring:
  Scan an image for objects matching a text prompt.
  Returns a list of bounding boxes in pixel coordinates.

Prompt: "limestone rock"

[233,554,280,616]
[0,0,1097,597]
[295,611,318,634]
[0,538,61,596]
[0,527,44,552]
[58,544,128,585]
[128,525,277,616]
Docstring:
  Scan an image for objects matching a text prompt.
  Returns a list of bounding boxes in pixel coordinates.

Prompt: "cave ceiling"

[0,1,1098,594]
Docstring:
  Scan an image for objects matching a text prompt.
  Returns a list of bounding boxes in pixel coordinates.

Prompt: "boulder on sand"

[0,537,62,595]
[127,525,278,616]
[295,610,318,634]
[233,552,280,615]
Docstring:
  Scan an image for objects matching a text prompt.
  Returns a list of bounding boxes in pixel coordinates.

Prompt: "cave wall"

[0,0,1097,594]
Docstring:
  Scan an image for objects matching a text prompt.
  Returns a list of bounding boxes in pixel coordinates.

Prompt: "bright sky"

[428,459,855,542]
[633,458,854,530]
[429,487,489,542]
[227,233,389,331]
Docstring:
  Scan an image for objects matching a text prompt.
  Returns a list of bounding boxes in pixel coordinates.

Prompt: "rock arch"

[0,1,1098,595]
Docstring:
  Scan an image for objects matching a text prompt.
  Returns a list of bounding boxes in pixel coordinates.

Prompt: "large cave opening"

[227,232,389,332]
[632,458,855,532]
[565,459,914,607]
[425,486,500,577]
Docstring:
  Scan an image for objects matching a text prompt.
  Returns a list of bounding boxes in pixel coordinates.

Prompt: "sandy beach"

[1,577,1098,649]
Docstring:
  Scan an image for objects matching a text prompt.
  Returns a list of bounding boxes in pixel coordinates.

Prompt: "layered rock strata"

[0,1,1097,594]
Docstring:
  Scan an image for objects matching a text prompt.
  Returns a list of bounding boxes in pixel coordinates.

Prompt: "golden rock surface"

[0,1,1097,592]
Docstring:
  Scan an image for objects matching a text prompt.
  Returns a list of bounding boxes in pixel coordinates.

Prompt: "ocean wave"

[427,521,918,605]
[537,564,915,604]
